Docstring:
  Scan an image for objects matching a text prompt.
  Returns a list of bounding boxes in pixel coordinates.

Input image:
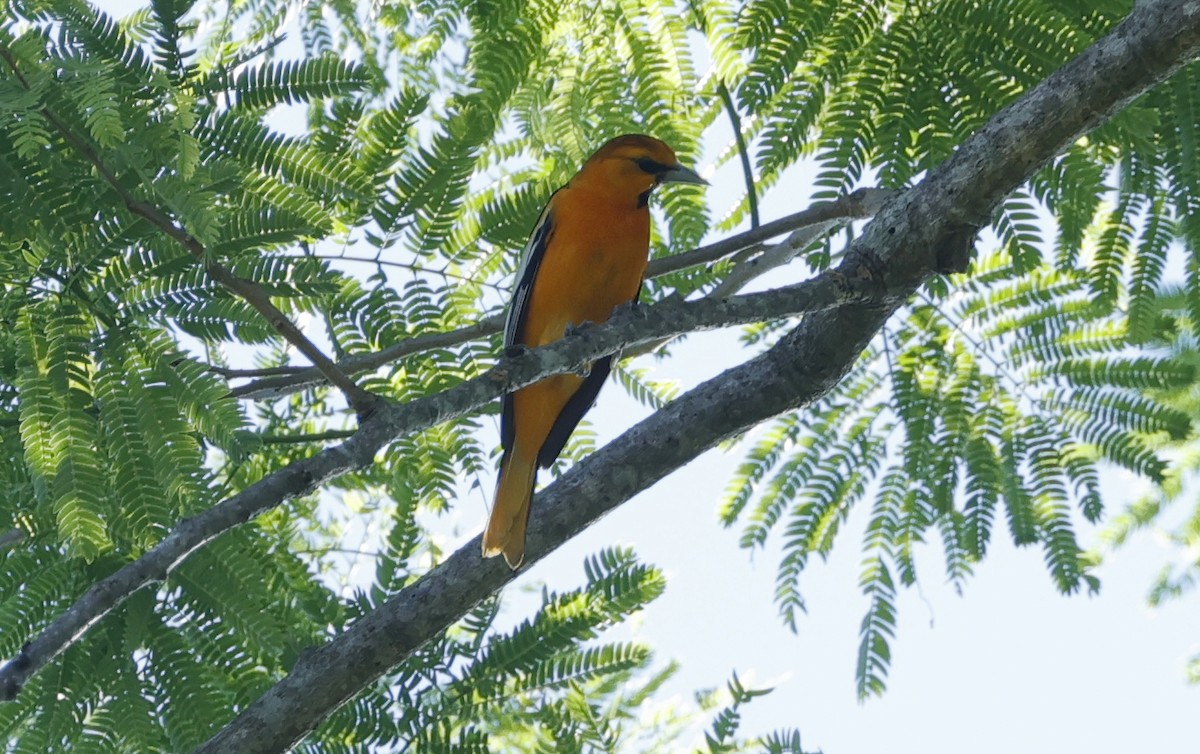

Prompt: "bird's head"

[573,134,707,206]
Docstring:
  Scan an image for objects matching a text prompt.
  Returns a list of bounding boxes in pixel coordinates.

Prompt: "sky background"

[87,0,1200,750]
[443,138,1200,751]
[443,141,1200,751]
[510,333,1200,754]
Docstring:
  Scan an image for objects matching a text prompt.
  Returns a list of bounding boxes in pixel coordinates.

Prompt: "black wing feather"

[500,198,557,452]
[538,281,641,467]
[537,355,612,467]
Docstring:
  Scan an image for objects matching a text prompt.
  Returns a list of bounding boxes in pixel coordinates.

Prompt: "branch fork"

[0,44,380,420]
[3,1,1200,750]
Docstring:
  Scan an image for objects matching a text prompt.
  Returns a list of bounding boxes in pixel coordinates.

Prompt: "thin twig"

[0,263,887,703]
[708,221,834,299]
[706,188,892,301]
[294,546,384,558]
[310,254,510,292]
[210,363,309,378]
[718,80,760,229]
[588,188,888,360]
[0,45,380,419]
[257,429,358,444]
[229,315,506,400]
[645,187,892,278]
[227,188,896,399]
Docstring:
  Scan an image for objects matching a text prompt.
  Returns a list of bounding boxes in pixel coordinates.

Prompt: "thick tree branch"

[197,305,898,754]
[0,45,380,419]
[228,187,893,401]
[184,0,1200,749]
[0,269,878,702]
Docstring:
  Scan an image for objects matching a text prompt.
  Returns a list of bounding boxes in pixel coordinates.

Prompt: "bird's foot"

[611,299,640,319]
[563,320,594,337]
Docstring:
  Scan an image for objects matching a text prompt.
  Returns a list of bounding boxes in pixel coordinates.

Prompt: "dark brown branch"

[0,45,379,419]
[718,79,760,229]
[184,0,1200,748]
[228,188,894,400]
[0,268,879,703]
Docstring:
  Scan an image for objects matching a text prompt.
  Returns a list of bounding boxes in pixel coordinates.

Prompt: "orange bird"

[481,134,706,568]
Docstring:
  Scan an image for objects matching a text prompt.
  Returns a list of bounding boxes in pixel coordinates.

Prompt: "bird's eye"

[635,157,668,175]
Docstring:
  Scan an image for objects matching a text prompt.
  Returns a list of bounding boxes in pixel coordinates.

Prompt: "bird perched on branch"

[481,134,707,569]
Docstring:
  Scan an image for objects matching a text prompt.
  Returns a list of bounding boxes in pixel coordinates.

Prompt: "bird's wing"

[537,354,612,468]
[500,194,558,451]
[536,281,640,467]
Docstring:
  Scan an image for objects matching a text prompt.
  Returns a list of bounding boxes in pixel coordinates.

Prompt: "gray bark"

[191,0,1200,751]
[0,249,875,702]
[227,187,895,401]
[1,0,1196,749]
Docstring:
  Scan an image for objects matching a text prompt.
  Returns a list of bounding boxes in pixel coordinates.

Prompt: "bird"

[481,134,706,569]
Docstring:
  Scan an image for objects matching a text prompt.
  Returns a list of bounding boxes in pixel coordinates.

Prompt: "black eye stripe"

[635,157,669,175]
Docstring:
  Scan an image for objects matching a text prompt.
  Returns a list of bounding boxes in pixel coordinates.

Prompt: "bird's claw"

[564,320,594,337]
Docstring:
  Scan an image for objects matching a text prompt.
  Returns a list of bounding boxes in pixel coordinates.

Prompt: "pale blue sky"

[512,328,1200,753]
[484,127,1200,751]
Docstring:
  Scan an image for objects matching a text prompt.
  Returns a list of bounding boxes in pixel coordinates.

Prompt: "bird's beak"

[659,163,708,186]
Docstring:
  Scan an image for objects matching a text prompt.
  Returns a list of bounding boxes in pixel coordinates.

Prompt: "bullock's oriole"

[481,134,706,568]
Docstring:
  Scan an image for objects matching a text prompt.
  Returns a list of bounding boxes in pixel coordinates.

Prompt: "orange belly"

[511,196,650,456]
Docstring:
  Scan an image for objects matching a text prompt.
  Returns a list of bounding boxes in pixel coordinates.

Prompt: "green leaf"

[221,56,370,110]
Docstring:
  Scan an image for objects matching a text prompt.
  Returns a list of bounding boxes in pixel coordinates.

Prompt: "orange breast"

[520,188,650,348]
[511,187,651,454]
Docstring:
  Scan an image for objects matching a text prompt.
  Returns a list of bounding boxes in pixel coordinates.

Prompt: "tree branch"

[227,187,894,400]
[183,0,1200,749]
[718,80,760,229]
[256,429,359,444]
[0,45,380,419]
[0,268,879,702]
[702,187,895,300]
[199,305,899,754]
[2,0,1196,743]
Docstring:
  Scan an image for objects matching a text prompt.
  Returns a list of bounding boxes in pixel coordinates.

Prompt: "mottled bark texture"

[1,0,1198,751]
[195,1,1200,750]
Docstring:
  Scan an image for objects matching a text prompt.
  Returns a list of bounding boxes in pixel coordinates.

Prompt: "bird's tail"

[482,448,536,569]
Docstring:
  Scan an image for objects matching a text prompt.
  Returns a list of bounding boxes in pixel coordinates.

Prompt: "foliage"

[1100,288,1200,684]
[713,0,1200,698]
[0,0,1197,748]
[0,0,742,747]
